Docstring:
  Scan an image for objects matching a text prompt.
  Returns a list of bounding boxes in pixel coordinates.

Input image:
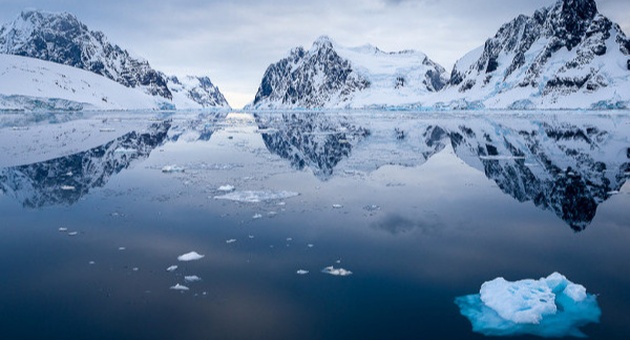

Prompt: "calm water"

[1,111,629,339]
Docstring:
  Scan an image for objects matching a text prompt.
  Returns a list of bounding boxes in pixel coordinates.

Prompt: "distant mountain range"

[1,0,629,111]
[0,10,230,111]
[252,0,630,110]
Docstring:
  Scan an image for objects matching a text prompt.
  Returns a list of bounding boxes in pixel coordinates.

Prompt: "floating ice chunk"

[297,270,309,275]
[89,261,95,265]
[226,239,237,244]
[68,231,78,236]
[166,265,178,272]
[60,185,76,191]
[248,235,255,239]
[162,165,185,173]
[185,275,202,283]
[322,266,352,276]
[170,284,189,291]
[177,251,205,261]
[118,247,126,251]
[455,272,601,338]
[332,204,343,209]
[307,244,314,248]
[217,185,235,192]
[252,214,263,219]
[214,190,299,203]
[58,227,68,232]
[132,267,139,272]
[286,238,293,242]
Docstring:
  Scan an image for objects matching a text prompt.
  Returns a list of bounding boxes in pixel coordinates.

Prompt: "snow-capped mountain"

[0,120,171,208]
[250,36,448,109]
[166,76,230,110]
[433,0,630,110]
[0,10,230,110]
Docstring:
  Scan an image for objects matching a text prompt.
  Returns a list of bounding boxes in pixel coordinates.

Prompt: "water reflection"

[256,112,629,231]
[0,120,171,208]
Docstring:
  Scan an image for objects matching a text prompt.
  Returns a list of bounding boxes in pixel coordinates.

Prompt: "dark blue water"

[1,111,629,339]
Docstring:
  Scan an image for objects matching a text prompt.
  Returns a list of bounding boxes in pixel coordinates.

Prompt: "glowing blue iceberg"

[455,272,601,338]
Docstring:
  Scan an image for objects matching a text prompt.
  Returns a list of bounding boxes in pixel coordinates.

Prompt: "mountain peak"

[559,0,598,19]
[311,35,335,51]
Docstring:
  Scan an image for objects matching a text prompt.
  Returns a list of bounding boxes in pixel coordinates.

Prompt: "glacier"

[455,272,601,337]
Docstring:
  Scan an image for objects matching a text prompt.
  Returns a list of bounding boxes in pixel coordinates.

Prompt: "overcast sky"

[1,0,629,108]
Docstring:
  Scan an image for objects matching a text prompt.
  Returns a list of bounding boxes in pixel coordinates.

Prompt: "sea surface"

[1,110,629,339]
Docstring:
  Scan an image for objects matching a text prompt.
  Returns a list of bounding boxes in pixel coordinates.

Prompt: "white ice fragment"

[118,247,126,251]
[185,275,202,283]
[217,185,235,192]
[170,284,189,291]
[277,202,286,206]
[322,266,353,276]
[480,277,556,324]
[563,283,587,302]
[307,244,314,248]
[297,270,309,275]
[253,214,263,219]
[132,267,139,272]
[68,231,78,236]
[89,261,95,265]
[332,204,343,209]
[58,227,68,232]
[177,251,205,261]
[248,235,255,239]
[286,238,293,241]
[166,265,178,272]
[61,185,76,191]
[162,165,185,173]
[214,190,299,203]
[226,239,237,244]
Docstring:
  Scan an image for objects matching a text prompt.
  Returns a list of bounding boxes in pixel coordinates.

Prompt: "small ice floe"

[267,211,277,217]
[226,239,237,244]
[296,270,309,275]
[166,265,178,272]
[68,231,78,236]
[58,227,68,232]
[170,284,190,291]
[60,185,76,191]
[132,267,139,272]
[99,128,116,132]
[307,244,314,248]
[184,275,202,283]
[322,266,353,276]
[162,165,185,173]
[248,235,255,239]
[118,247,126,251]
[214,190,299,203]
[89,261,95,265]
[217,185,235,192]
[252,214,263,219]
[65,171,73,176]
[332,204,343,209]
[277,202,286,206]
[177,251,205,261]
[455,272,601,338]
[286,237,293,242]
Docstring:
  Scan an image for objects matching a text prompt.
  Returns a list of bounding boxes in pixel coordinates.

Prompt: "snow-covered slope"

[166,76,230,110]
[249,36,448,109]
[0,10,230,110]
[0,54,167,111]
[431,0,630,110]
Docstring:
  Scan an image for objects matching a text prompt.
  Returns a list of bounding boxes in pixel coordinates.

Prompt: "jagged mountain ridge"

[435,0,630,109]
[250,36,448,109]
[0,10,230,110]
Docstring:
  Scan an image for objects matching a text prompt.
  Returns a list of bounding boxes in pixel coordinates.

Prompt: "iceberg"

[455,272,601,338]
[214,190,299,203]
[177,251,205,262]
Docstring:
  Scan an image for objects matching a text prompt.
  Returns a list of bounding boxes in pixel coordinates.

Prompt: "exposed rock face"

[251,36,448,109]
[167,76,230,109]
[0,10,171,99]
[442,0,630,109]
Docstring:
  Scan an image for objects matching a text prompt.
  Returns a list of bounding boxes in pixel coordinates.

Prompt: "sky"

[0,0,629,108]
